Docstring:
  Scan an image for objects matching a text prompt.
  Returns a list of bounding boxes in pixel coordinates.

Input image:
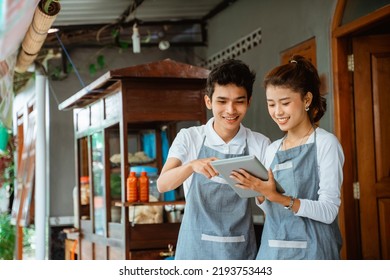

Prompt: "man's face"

[205,83,250,143]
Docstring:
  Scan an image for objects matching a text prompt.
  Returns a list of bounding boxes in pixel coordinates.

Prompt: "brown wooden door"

[353,34,390,259]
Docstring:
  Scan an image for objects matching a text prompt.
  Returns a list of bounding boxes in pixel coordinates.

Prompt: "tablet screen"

[210,155,285,198]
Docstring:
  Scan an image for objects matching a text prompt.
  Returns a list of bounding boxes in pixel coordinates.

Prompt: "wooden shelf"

[63,228,80,240]
[61,60,207,259]
[110,161,158,173]
[115,200,185,207]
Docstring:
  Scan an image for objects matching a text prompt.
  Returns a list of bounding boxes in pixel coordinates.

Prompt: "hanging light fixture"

[158,40,170,51]
[158,25,170,51]
[132,23,140,53]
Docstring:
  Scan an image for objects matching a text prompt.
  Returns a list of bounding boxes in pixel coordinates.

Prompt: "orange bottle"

[80,176,90,205]
[139,171,149,203]
[127,171,138,202]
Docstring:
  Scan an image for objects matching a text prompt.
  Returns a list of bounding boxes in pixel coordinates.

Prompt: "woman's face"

[205,83,250,142]
[265,85,311,133]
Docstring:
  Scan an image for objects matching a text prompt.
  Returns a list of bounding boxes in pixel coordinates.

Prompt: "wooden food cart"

[59,59,209,260]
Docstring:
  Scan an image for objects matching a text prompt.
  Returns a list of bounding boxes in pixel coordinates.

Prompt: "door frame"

[331,0,390,259]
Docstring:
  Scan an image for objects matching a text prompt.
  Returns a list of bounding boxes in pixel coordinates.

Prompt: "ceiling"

[44,0,238,49]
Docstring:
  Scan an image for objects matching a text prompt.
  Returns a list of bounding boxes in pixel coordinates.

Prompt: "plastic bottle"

[139,171,149,203]
[130,166,160,200]
[127,171,138,202]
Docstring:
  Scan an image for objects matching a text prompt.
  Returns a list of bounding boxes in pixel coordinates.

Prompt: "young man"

[157,59,270,260]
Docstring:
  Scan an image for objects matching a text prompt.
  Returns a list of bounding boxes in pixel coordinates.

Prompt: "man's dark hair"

[206,59,256,102]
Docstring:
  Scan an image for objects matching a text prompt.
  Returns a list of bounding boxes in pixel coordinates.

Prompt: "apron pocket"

[267,239,308,259]
[201,233,245,243]
[200,233,254,259]
[268,239,307,248]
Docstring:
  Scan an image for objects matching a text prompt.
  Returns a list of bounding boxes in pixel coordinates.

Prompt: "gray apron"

[257,130,342,259]
[174,135,257,260]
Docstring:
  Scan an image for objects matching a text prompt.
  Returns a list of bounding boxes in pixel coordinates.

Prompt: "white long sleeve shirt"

[261,127,344,224]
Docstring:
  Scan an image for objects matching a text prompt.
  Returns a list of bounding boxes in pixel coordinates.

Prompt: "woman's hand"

[230,168,279,201]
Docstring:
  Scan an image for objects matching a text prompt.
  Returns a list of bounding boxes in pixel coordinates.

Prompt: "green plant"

[0,135,15,194]
[39,0,61,16]
[0,212,16,260]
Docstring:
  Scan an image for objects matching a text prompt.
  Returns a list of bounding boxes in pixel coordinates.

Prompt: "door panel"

[379,199,390,259]
[353,34,390,259]
[372,54,390,182]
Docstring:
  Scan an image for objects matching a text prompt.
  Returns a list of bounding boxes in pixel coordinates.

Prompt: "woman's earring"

[305,105,309,112]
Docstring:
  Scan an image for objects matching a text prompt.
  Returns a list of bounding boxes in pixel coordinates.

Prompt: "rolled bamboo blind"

[15,1,60,73]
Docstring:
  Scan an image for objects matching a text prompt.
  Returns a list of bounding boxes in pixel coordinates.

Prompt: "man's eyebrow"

[215,95,247,100]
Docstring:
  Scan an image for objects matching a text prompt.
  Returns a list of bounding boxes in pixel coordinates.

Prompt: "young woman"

[231,55,344,259]
[157,59,270,260]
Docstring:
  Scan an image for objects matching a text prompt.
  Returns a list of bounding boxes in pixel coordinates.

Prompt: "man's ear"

[247,96,252,107]
[204,95,212,110]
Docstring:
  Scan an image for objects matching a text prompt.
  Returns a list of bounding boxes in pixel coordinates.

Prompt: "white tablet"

[210,155,285,198]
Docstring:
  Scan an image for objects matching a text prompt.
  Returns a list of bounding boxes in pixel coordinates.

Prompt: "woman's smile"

[276,117,289,125]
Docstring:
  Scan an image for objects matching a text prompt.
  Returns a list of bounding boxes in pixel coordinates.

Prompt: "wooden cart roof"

[58,59,210,111]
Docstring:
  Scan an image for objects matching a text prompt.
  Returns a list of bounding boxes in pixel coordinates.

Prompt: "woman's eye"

[267,104,275,107]
[282,103,290,106]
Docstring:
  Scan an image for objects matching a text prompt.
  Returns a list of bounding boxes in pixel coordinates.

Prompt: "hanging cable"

[55,32,86,89]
